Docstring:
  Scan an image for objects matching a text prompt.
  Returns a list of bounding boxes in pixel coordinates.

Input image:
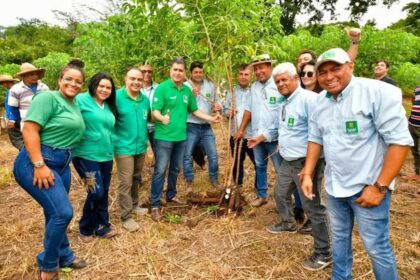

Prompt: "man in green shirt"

[150,57,221,221]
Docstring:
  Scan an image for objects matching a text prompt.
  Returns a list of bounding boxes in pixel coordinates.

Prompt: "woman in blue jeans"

[72,72,117,241]
[13,65,87,280]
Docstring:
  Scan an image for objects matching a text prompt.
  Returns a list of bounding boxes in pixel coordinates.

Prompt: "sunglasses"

[141,70,153,74]
[300,71,314,78]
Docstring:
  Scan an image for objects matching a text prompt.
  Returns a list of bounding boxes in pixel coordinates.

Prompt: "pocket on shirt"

[342,116,372,141]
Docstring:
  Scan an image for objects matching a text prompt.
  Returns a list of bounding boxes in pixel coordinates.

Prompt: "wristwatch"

[33,160,45,168]
[374,181,388,194]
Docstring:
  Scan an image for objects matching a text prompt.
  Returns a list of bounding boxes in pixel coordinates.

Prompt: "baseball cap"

[315,48,350,70]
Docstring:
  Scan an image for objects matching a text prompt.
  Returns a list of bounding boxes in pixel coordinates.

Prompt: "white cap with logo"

[315,48,350,70]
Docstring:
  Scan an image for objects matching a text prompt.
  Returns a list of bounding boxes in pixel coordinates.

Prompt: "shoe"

[40,271,59,280]
[66,258,87,269]
[250,197,267,207]
[302,253,332,271]
[79,234,94,243]
[151,208,162,222]
[294,207,305,224]
[266,222,297,234]
[186,181,193,194]
[167,196,185,205]
[133,206,148,216]
[99,229,118,239]
[211,181,225,191]
[299,220,312,234]
[122,218,140,232]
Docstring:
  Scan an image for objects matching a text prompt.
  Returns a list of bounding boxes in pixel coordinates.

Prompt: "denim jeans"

[13,145,75,272]
[252,141,282,198]
[151,139,186,208]
[274,158,330,255]
[72,157,113,237]
[183,123,218,184]
[229,136,256,187]
[327,191,398,280]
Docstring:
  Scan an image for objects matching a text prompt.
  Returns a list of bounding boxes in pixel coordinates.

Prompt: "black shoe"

[294,207,305,224]
[302,253,332,271]
[299,220,312,234]
[266,222,297,234]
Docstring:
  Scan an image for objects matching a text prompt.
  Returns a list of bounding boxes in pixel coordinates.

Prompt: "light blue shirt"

[245,77,282,142]
[309,77,414,197]
[278,87,317,161]
[185,79,220,124]
[223,85,252,138]
[141,82,159,132]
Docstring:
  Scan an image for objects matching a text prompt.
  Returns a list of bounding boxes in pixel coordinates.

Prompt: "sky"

[0,0,413,29]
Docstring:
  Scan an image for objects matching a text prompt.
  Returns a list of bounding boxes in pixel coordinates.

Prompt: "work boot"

[151,208,162,222]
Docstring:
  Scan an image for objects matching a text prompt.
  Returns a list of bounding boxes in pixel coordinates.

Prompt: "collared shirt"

[4,89,20,122]
[223,85,252,138]
[309,77,413,197]
[185,79,221,124]
[8,80,49,121]
[245,77,282,142]
[141,82,159,131]
[278,87,317,161]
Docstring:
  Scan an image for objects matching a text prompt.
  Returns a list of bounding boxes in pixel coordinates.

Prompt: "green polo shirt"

[152,79,198,141]
[25,91,85,148]
[115,87,150,155]
[73,93,116,161]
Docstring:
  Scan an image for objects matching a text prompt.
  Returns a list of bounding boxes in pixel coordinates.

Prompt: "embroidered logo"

[183,95,188,103]
[269,96,276,104]
[206,92,211,99]
[345,121,358,134]
[143,110,148,120]
[287,117,295,128]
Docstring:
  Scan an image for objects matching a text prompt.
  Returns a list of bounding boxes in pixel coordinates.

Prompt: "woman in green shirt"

[72,72,118,241]
[13,65,87,280]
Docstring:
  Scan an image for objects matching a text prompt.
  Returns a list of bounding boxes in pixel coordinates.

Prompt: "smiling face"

[170,63,186,86]
[253,63,272,83]
[58,69,84,102]
[140,65,153,86]
[190,67,204,84]
[317,61,354,96]
[374,61,388,78]
[22,72,40,86]
[94,78,112,103]
[238,68,252,88]
[274,72,299,98]
[124,68,143,95]
[300,64,317,90]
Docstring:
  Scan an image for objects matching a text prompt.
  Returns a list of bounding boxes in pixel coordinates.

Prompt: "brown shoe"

[151,208,162,222]
[211,181,225,191]
[167,196,185,205]
[100,229,118,239]
[250,197,267,207]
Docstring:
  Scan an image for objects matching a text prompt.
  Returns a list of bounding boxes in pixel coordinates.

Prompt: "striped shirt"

[408,86,420,128]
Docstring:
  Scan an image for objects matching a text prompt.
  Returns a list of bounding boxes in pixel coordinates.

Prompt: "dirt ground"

[0,122,419,280]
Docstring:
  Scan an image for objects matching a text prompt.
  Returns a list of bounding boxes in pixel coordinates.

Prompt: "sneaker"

[133,206,148,216]
[302,253,332,271]
[250,197,267,207]
[99,229,118,239]
[122,218,140,232]
[294,207,305,224]
[151,208,162,222]
[266,222,297,234]
[299,220,312,234]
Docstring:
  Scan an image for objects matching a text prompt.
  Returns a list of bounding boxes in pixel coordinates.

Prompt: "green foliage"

[0,64,20,105]
[394,63,420,96]
[164,212,182,224]
[389,2,420,36]
[33,52,72,90]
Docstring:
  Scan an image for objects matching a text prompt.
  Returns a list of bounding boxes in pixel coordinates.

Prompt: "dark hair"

[377,59,390,68]
[237,63,250,71]
[170,57,186,69]
[190,61,204,72]
[67,59,85,69]
[88,72,117,117]
[300,59,322,93]
[59,65,85,81]
[298,50,317,60]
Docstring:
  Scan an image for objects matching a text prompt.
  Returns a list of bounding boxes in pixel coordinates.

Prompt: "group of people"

[0,26,418,280]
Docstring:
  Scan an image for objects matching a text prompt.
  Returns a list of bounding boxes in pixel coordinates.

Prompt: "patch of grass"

[164,212,182,224]
[0,166,13,188]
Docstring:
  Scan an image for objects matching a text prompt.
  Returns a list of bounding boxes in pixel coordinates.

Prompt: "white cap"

[315,48,350,70]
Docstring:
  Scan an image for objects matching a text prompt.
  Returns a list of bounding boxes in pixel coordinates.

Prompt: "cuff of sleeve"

[308,136,323,145]
[383,132,414,147]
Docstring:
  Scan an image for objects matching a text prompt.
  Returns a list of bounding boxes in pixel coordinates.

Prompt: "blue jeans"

[72,157,113,237]
[183,123,218,183]
[327,191,398,280]
[252,141,282,198]
[13,145,75,272]
[151,139,186,208]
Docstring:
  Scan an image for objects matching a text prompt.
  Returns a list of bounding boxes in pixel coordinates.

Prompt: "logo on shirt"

[154,97,158,102]
[143,110,148,120]
[287,117,295,128]
[269,96,276,104]
[345,121,358,134]
[183,95,188,104]
[206,92,211,99]
[170,96,176,100]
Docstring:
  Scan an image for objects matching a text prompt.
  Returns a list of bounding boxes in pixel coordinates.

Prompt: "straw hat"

[0,74,19,83]
[15,63,45,79]
[250,54,277,66]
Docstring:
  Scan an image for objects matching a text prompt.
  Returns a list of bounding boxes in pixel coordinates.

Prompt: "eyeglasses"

[141,70,153,74]
[300,71,314,78]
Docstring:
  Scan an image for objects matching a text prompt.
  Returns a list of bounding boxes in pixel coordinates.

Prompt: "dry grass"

[0,123,419,280]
